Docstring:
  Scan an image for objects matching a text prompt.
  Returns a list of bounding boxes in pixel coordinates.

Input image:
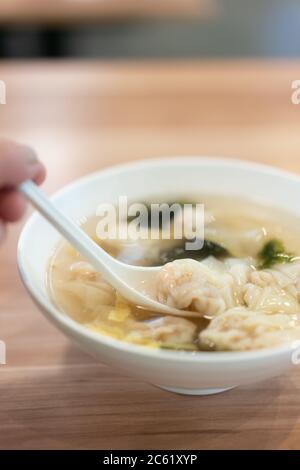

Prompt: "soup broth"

[48,195,300,352]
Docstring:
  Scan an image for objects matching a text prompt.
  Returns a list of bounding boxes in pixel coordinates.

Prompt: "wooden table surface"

[0,0,213,25]
[0,59,300,450]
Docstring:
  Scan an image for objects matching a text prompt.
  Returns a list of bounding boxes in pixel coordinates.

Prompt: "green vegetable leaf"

[258,239,294,269]
[158,239,229,265]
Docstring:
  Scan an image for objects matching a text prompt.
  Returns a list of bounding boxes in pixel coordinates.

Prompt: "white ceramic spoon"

[19,181,200,319]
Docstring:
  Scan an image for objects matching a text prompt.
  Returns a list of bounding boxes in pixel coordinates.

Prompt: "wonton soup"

[47,195,300,352]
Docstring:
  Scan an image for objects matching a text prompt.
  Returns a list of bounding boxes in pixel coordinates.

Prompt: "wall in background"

[1,0,300,58]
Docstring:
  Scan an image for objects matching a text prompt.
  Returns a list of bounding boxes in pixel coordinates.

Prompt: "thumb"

[0,141,45,188]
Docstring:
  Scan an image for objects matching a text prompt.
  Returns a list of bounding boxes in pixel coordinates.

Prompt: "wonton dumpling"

[156,259,239,317]
[126,316,197,344]
[199,307,299,351]
[70,261,99,281]
[246,260,300,310]
[157,256,300,319]
[56,279,115,322]
[205,227,267,258]
[243,283,300,315]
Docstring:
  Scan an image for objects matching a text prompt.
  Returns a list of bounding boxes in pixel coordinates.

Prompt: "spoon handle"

[19,180,117,278]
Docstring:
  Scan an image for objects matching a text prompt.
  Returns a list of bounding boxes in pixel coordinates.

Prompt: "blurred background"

[1,0,299,191]
[0,0,300,59]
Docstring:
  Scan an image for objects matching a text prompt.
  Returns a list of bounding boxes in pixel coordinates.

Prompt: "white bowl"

[18,157,300,395]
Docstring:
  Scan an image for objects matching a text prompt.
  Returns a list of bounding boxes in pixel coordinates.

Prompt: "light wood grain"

[0,0,215,25]
[0,59,300,450]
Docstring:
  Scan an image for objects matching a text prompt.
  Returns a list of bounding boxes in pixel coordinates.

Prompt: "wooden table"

[0,60,300,450]
[0,0,214,25]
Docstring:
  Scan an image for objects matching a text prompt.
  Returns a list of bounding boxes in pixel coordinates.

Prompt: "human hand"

[0,141,46,242]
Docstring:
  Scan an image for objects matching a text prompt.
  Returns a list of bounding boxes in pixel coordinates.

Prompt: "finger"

[0,141,45,187]
[20,143,46,184]
[0,189,26,222]
[33,160,46,185]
